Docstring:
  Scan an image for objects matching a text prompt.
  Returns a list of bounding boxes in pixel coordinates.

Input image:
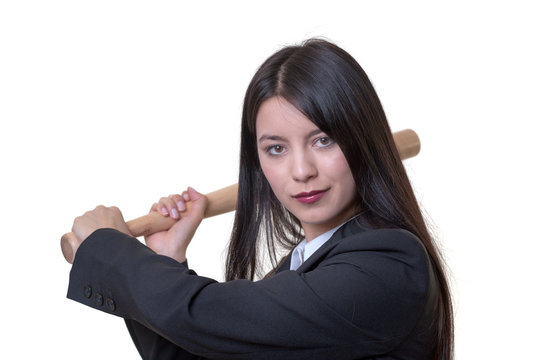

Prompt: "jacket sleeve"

[67,228,429,360]
[125,318,204,359]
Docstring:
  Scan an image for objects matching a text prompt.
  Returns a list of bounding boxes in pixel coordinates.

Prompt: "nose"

[290,150,317,182]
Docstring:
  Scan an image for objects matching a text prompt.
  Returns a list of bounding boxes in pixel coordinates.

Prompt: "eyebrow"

[258,129,323,143]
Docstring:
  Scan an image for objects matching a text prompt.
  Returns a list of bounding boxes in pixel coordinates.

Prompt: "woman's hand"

[72,205,131,245]
[144,187,208,263]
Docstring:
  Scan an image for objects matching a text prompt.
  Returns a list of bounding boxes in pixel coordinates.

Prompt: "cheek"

[324,150,347,174]
[258,153,283,192]
[325,151,356,190]
[261,164,276,185]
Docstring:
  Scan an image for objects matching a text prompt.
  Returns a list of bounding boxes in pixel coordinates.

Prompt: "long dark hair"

[226,38,453,359]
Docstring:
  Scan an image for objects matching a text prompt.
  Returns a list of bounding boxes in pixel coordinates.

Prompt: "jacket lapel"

[276,216,370,274]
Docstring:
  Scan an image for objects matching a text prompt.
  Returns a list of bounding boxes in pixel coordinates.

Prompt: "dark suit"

[67,216,438,359]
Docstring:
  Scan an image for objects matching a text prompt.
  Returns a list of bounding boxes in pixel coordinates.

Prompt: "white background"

[1,1,538,358]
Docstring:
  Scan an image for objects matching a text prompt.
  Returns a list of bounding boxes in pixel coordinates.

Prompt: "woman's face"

[256,96,357,241]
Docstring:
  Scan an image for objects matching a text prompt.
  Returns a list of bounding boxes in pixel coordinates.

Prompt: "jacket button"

[106,298,116,312]
[94,293,103,306]
[83,285,92,299]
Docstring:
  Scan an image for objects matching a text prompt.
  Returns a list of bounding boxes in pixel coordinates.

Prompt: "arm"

[68,188,210,359]
[67,227,430,360]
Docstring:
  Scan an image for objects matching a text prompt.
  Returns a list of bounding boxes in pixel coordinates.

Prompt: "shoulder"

[327,219,429,269]
[302,223,432,340]
[329,227,431,298]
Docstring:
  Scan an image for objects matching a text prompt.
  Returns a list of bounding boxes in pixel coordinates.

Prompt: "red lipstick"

[294,190,327,204]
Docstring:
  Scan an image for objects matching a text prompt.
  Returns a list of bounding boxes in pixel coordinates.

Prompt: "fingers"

[151,191,192,220]
[181,187,208,221]
[72,205,130,242]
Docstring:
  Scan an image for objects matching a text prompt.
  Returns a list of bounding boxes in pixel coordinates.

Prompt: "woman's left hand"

[72,205,131,246]
[144,187,207,263]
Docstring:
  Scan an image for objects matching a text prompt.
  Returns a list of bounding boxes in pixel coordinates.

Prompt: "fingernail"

[171,208,179,219]
[160,207,168,216]
[177,202,186,211]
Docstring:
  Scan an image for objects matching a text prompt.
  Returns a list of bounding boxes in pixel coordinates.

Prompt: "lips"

[293,189,328,204]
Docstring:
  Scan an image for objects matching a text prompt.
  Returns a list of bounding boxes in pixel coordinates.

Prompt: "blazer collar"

[275,215,372,273]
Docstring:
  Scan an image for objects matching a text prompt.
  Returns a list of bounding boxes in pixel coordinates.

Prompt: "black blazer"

[67,217,438,359]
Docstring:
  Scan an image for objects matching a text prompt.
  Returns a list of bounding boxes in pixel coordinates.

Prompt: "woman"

[68,39,453,359]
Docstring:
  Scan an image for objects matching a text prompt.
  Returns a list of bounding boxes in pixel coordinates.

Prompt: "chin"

[295,211,337,227]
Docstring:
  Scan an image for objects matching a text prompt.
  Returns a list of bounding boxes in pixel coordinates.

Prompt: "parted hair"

[226,38,453,360]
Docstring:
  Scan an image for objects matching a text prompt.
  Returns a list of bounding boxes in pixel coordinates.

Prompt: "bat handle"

[60,184,238,264]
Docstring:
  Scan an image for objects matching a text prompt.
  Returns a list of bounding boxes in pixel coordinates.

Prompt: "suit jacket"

[67,216,438,359]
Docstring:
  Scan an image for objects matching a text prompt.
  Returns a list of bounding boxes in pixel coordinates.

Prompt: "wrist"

[157,248,186,263]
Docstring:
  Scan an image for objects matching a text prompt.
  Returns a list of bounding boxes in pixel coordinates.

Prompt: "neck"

[302,207,358,242]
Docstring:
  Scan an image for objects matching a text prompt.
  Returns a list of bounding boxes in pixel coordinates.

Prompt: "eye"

[267,144,286,156]
[314,136,334,148]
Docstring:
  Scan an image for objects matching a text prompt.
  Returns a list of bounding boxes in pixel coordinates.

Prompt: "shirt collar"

[290,222,344,271]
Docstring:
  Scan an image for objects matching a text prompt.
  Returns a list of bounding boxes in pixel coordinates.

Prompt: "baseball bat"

[61,128,420,264]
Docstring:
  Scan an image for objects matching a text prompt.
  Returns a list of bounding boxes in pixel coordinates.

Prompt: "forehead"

[256,96,318,136]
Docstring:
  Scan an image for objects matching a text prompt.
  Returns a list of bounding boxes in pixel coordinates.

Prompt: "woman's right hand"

[144,187,208,263]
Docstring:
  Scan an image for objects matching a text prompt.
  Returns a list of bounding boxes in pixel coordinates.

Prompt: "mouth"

[293,189,329,204]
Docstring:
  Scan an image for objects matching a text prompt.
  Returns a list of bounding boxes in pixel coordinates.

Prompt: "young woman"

[68,39,454,359]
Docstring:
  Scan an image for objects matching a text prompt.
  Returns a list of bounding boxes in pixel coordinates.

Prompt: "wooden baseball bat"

[61,128,420,264]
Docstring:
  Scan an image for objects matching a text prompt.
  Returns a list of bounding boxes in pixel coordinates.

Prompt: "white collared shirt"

[289,223,343,271]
